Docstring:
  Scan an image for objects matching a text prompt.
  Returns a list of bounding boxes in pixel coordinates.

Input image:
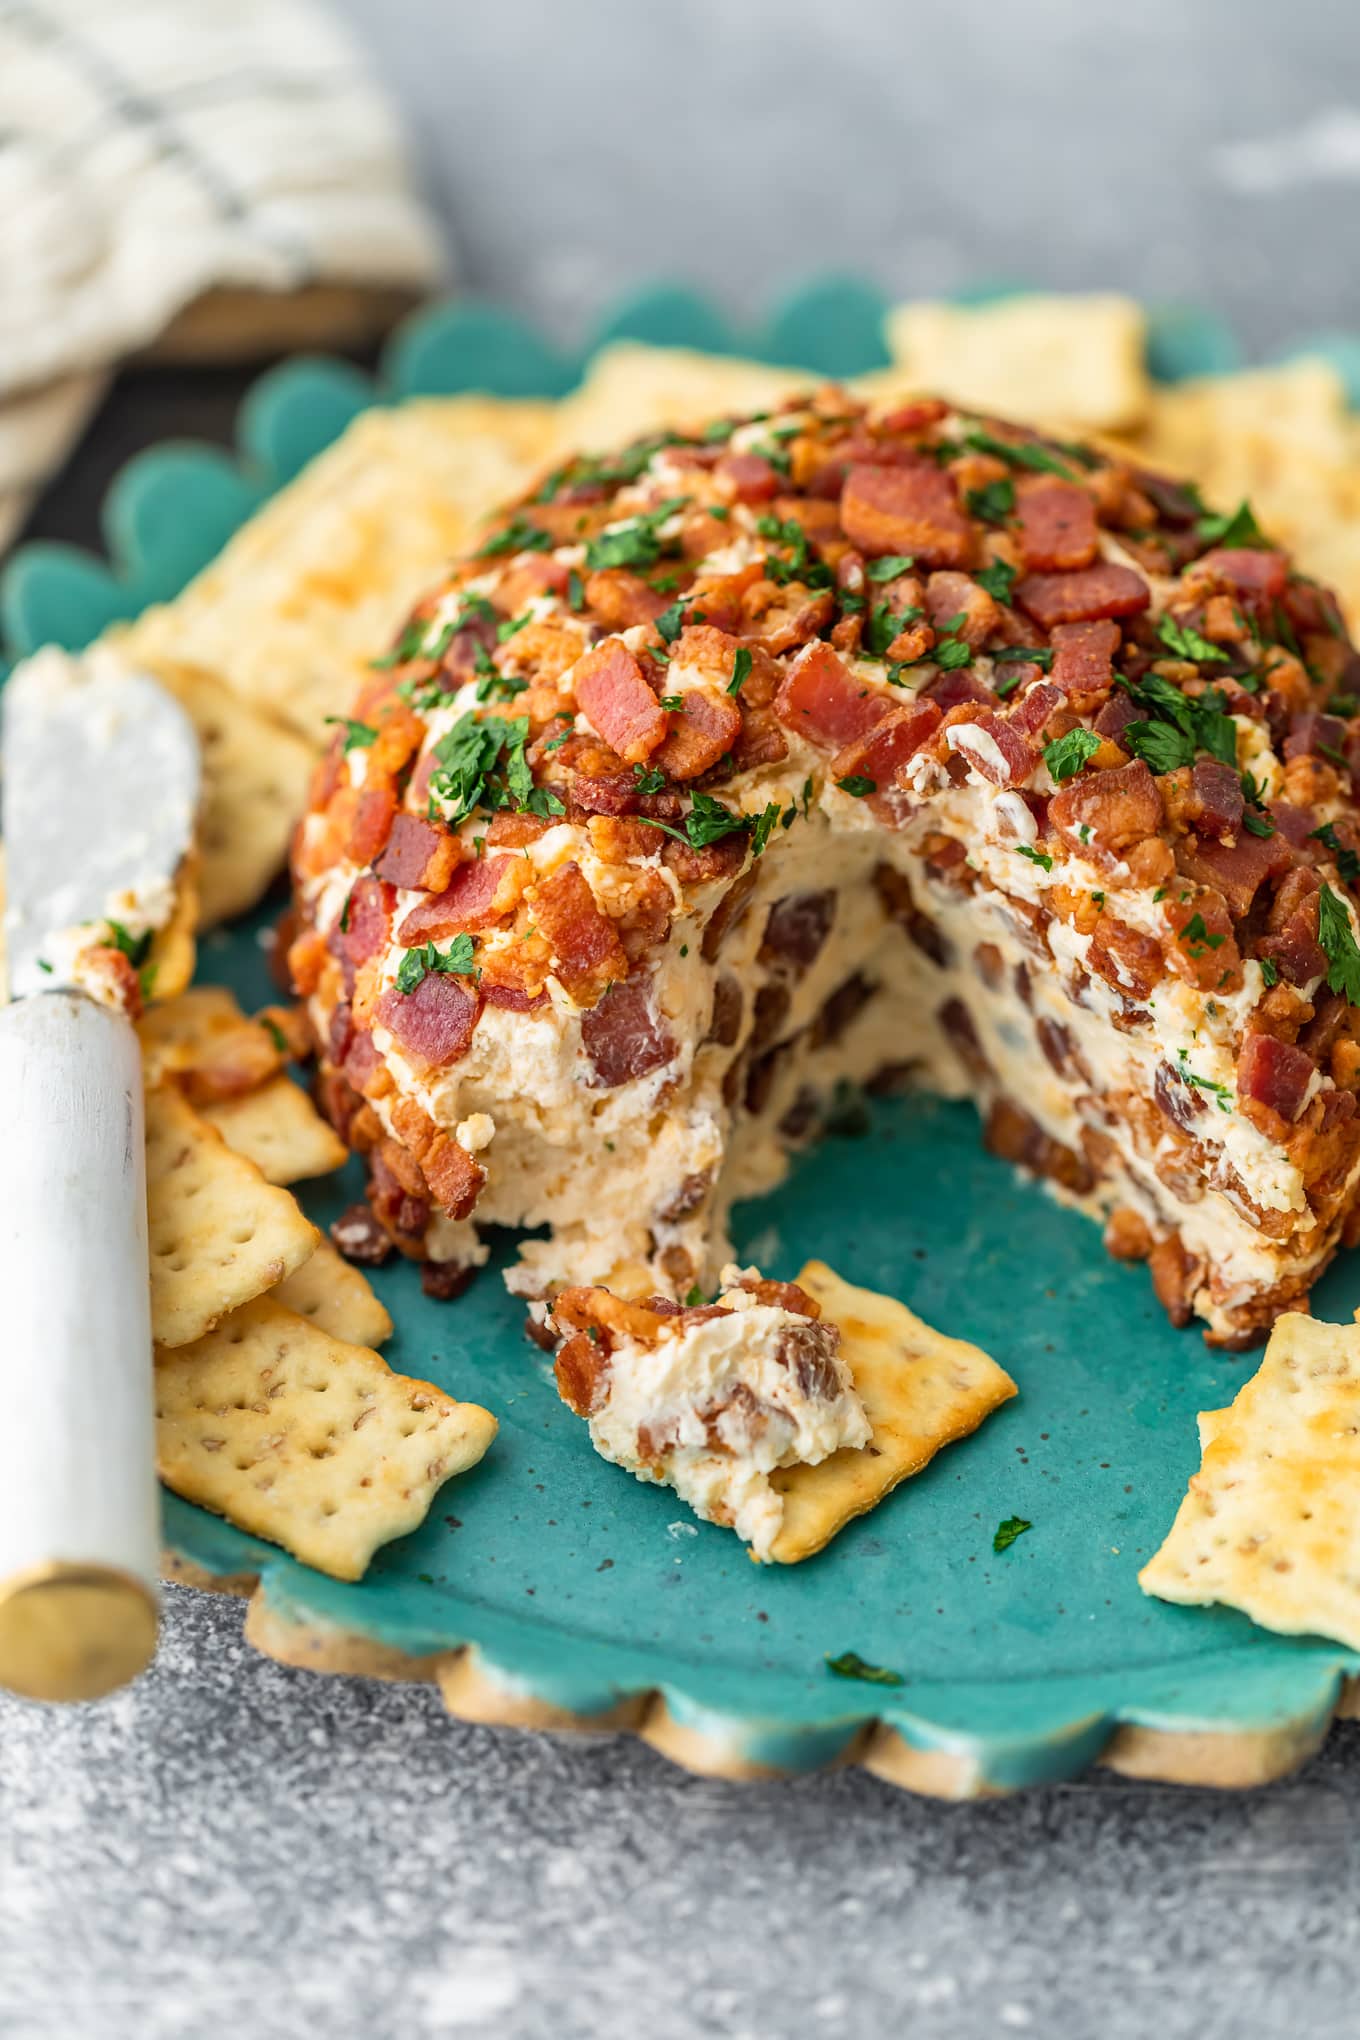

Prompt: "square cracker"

[275,1238,393,1349]
[147,660,316,928]
[767,1261,1017,1564]
[139,984,282,1102]
[885,293,1149,433]
[146,1082,318,1348]
[1140,1312,1360,1650]
[200,1073,347,1185]
[154,1295,496,1579]
[549,342,810,461]
[117,396,556,745]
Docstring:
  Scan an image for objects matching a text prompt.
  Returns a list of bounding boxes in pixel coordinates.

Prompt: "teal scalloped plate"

[7,277,1360,1789]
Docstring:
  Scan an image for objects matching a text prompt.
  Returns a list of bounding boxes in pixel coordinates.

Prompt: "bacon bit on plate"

[421,1133,486,1219]
[532,861,630,1005]
[574,641,669,763]
[1015,563,1150,630]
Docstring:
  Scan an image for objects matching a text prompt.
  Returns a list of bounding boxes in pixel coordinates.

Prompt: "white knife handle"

[0,991,159,1700]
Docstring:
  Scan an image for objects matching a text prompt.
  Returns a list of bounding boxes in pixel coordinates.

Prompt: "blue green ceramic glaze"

[6,277,1359,1785]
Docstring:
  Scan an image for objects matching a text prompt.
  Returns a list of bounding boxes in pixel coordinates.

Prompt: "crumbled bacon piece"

[532,861,629,1005]
[422,1134,486,1220]
[921,667,997,713]
[374,813,460,892]
[736,1275,822,1318]
[585,569,669,630]
[581,977,676,1086]
[1285,711,1347,763]
[716,451,781,502]
[337,876,395,972]
[943,709,1034,786]
[654,688,743,779]
[924,570,1000,648]
[1015,563,1150,630]
[1163,891,1242,993]
[348,785,397,866]
[831,699,942,820]
[1258,868,1327,986]
[1198,548,1289,603]
[330,1203,392,1266]
[1188,758,1245,839]
[397,855,519,943]
[1051,619,1119,699]
[574,641,668,763]
[1177,828,1291,919]
[774,641,890,749]
[1007,680,1063,739]
[839,461,973,568]
[1237,1032,1316,1125]
[1015,482,1099,572]
[1050,758,1163,855]
[376,972,482,1067]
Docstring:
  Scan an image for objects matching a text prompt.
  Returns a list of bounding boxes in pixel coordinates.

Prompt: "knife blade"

[0,645,200,1701]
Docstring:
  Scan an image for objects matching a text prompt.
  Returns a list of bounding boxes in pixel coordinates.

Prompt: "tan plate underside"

[163,1553,1360,1796]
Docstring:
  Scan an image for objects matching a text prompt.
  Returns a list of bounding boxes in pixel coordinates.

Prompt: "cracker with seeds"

[117,397,556,744]
[201,1073,347,1185]
[146,1082,318,1347]
[275,1238,393,1349]
[139,984,283,1102]
[548,342,809,462]
[147,660,316,928]
[1140,1312,1360,1651]
[769,1262,1017,1564]
[885,293,1149,432]
[154,1296,496,1578]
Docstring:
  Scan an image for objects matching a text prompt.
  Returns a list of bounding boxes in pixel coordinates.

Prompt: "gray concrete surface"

[9,1,1360,2033]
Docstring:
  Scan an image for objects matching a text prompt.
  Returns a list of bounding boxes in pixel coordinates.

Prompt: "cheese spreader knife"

[0,648,199,1701]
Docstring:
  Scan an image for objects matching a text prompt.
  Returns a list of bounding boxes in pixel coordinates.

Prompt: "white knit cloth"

[0,0,447,549]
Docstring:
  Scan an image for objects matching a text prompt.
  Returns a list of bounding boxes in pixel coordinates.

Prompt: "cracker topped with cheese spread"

[288,387,1360,1349]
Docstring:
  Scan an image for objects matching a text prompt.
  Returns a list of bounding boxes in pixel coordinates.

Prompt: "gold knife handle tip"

[0,1563,158,1702]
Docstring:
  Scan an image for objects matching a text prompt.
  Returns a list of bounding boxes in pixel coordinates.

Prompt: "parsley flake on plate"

[1015,845,1053,872]
[825,1650,904,1687]
[728,647,753,696]
[993,1517,1032,1553]
[865,553,915,582]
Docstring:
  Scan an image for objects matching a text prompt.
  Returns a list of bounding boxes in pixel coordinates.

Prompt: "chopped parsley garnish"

[658,694,684,711]
[632,763,667,795]
[654,599,687,644]
[567,568,585,611]
[324,716,378,753]
[35,957,53,974]
[1156,614,1229,665]
[106,921,152,969]
[1175,1048,1233,1109]
[966,477,1015,523]
[865,600,922,659]
[1180,911,1225,957]
[728,647,752,696]
[426,713,565,827]
[396,935,477,995]
[339,891,352,934]
[583,497,688,574]
[865,553,915,582]
[1319,883,1360,1003]
[1119,671,1237,774]
[686,792,750,849]
[750,801,782,856]
[995,645,1054,671]
[496,611,532,643]
[474,670,528,703]
[964,428,1075,480]
[1260,956,1280,987]
[370,620,433,670]
[836,774,876,798]
[934,637,973,670]
[974,558,1017,603]
[1043,728,1101,783]
[1015,846,1053,872]
[475,515,552,560]
[1196,499,1268,549]
[1243,811,1276,838]
[993,1516,1032,1553]
[262,1017,289,1054]
[1311,823,1360,885]
[825,1650,904,1687]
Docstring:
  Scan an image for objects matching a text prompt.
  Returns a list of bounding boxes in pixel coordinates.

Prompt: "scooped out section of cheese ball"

[546,1267,870,1559]
[290,383,1360,1347]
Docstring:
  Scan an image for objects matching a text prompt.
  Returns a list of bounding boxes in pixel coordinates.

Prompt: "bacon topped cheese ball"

[289,388,1360,1347]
